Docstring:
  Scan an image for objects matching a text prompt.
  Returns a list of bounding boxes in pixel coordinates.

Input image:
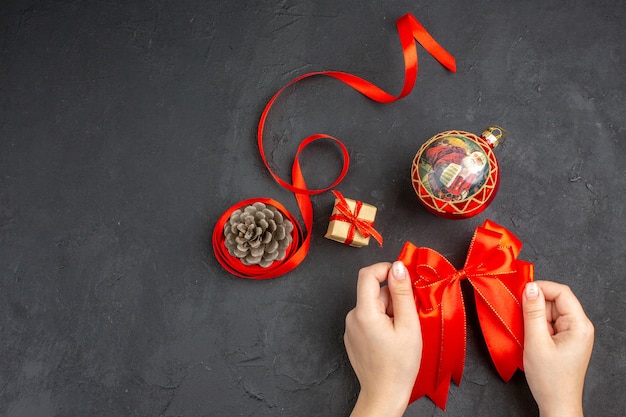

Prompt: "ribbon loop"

[397,220,533,409]
[257,14,456,197]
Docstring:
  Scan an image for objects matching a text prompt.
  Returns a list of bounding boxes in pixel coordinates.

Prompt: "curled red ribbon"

[329,190,383,247]
[397,220,534,409]
[212,198,305,279]
[213,13,456,279]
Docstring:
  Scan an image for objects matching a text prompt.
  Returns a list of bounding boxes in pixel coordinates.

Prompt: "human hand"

[522,280,594,417]
[344,261,422,417]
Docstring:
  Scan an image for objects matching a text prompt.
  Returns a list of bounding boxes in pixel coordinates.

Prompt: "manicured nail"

[392,261,407,280]
[525,282,539,300]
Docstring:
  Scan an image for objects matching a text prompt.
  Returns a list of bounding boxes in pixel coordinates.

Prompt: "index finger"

[356,262,392,310]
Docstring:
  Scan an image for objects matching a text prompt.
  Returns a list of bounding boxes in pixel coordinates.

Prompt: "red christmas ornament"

[411,126,507,219]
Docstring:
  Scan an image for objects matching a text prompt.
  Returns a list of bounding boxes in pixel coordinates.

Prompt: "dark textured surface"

[1,1,624,416]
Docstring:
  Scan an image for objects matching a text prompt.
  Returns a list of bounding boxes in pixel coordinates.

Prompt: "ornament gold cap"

[481,126,507,149]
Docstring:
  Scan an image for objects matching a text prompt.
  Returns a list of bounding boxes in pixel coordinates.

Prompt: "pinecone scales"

[224,202,294,268]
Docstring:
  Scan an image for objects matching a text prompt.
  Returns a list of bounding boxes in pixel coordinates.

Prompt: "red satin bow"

[397,220,534,409]
[329,190,383,246]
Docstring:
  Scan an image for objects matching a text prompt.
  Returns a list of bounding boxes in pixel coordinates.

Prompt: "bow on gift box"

[329,191,383,247]
[397,220,534,410]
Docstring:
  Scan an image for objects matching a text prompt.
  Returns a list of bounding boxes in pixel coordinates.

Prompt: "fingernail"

[525,282,539,300]
[392,261,407,280]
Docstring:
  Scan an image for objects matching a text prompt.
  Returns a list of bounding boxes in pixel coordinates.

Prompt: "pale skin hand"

[344,266,593,416]
[522,280,595,417]
[344,261,422,417]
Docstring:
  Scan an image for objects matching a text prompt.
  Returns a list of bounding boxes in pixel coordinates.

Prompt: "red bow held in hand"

[397,220,534,410]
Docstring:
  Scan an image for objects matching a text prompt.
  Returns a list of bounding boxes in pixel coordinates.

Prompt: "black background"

[1,1,624,416]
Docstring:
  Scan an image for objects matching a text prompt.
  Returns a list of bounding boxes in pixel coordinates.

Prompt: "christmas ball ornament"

[223,202,294,268]
[411,126,507,219]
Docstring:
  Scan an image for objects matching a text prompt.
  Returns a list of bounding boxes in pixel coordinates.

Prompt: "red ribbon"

[213,13,456,279]
[397,220,534,409]
[329,190,383,246]
[212,198,305,279]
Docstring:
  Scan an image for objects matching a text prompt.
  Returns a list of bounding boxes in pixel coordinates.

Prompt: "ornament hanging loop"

[481,126,507,149]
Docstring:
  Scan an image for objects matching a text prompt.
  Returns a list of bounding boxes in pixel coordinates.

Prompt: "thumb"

[388,261,419,329]
[522,281,551,347]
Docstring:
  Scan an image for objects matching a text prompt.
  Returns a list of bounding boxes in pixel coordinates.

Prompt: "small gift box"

[324,191,382,247]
